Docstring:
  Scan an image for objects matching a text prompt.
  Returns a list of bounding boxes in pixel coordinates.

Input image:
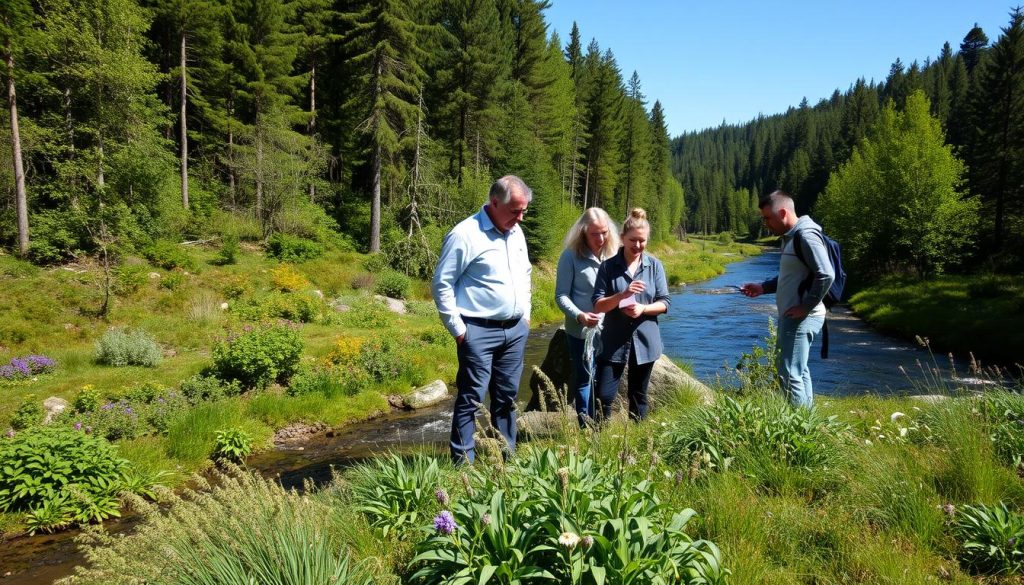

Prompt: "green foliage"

[349,453,444,538]
[266,233,324,262]
[734,317,778,391]
[63,467,373,585]
[383,235,438,279]
[0,426,126,516]
[114,263,149,295]
[660,395,850,482]
[953,502,1024,575]
[11,399,43,430]
[211,323,304,389]
[213,428,253,462]
[179,374,242,404]
[374,270,411,300]
[362,253,389,274]
[232,291,327,323]
[73,385,103,413]
[143,241,196,271]
[26,210,86,265]
[215,234,240,266]
[158,272,185,291]
[409,447,727,584]
[287,365,363,398]
[817,91,979,277]
[340,296,395,329]
[94,328,163,367]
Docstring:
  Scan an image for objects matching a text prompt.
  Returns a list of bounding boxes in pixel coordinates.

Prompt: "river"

[0,251,983,583]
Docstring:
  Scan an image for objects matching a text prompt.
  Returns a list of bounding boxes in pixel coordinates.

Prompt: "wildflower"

[674,470,685,485]
[942,503,955,516]
[435,488,449,507]
[480,513,492,527]
[558,532,580,549]
[460,473,474,498]
[581,535,594,549]
[864,439,872,446]
[890,412,905,423]
[74,422,82,431]
[899,427,908,438]
[5,429,14,438]
[557,466,570,490]
[650,452,660,467]
[433,511,457,535]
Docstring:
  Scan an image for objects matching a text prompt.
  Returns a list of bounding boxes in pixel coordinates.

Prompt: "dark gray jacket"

[592,249,671,365]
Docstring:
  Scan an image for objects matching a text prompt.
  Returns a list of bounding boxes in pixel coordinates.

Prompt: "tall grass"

[164,400,272,466]
[60,466,372,585]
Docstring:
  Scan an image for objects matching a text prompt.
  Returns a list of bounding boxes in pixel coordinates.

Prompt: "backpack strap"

[792,229,831,360]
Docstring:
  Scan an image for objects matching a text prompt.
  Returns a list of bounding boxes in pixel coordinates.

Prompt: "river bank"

[848,274,1024,368]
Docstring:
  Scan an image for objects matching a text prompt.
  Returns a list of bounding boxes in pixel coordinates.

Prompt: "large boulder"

[405,379,450,409]
[42,397,69,424]
[526,327,715,413]
[374,294,407,315]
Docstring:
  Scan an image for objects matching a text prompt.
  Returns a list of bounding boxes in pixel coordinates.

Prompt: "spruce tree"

[0,0,32,255]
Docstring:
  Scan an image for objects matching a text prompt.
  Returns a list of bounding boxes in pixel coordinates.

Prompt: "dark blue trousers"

[594,350,655,422]
[451,319,528,464]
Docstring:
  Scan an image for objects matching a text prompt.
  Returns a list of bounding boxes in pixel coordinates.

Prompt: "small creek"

[0,251,986,583]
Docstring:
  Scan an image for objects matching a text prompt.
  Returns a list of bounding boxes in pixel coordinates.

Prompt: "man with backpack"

[740,191,836,408]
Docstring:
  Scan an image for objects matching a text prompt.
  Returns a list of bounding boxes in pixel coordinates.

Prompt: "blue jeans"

[566,334,594,424]
[450,319,528,464]
[776,314,824,408]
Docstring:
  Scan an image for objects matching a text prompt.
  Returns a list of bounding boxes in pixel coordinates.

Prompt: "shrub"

[220,275,251,300]
[287,364,365,398]
[95,328,163,367]
[79,399,144,441]
[0,354,57,381]
[73,385,103,413]
[383,236,436,279]
[159,272,185,291]
[953,502,1024,575]
[410,447,728,584]
[717,231,734,244]
[340,296,394,329]
[271,264,310,292]
[660,395,850,480]
[179,374,242,404]
[212,323,304,389]
[350,272,375,290]
[214,428,253,462]
[11,400,43,430]
[358,337,411,383]
[348,453,443,538]
[266,233,323,262]
[362,252,389,273]
[143,240,195,271]
[114,263,149,295]
[0,426,127,516]
[374,270,410,299]
[214,234,239,265]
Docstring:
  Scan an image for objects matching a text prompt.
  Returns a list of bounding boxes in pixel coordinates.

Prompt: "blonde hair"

[621,208,650,236]
[563,207,620,259]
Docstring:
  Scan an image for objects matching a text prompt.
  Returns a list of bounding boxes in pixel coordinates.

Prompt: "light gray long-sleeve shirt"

[554,247,603,339]
[761,216,835,318]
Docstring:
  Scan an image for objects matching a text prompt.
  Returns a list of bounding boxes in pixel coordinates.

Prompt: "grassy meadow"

[0,234,760,539]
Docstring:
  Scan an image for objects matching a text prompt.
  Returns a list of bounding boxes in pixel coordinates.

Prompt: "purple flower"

[5,429,14,438]
[435,489,449,507]
[124,407,134,415]
[101,403,114,411]
[0,365,17,380]
[10,358,30,376]
[433,511,457,535]
[74,422,82,431]
[25,355,56,374]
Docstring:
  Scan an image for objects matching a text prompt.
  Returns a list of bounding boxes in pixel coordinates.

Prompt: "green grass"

[850,274,1024,366]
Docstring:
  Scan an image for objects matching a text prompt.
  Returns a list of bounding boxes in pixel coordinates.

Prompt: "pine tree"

[619,71,652,216]
[961,23,990,75]
[968,8,1024,256]
[342,0,425,252]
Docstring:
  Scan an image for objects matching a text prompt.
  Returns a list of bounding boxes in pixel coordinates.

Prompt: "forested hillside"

[672,10,1024,276]
[0,0,685,270]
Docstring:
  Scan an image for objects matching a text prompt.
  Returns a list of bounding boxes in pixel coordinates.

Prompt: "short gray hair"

[489,175,533,204]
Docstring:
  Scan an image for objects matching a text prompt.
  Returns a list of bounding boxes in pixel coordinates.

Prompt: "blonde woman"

[555,207,619,425]
[592,208,670,421]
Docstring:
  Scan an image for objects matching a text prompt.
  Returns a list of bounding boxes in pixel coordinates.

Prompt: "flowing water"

[0,252,987,583]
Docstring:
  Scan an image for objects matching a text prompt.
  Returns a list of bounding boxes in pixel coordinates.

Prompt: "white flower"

[899,427,908,437]
[865,439,873,446]
[220,302,229,310]
[890,412,905,423]
[878,434,886,440]
[559,532,581,549]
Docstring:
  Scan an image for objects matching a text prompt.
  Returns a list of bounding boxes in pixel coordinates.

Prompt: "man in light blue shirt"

[432,175,532,464]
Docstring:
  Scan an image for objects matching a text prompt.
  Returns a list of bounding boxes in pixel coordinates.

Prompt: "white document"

[618,295,637,308]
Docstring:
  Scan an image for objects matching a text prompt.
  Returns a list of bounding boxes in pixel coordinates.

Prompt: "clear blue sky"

[544,1,1017,137]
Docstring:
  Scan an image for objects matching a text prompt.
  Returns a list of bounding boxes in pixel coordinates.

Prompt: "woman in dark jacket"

[591,208,670,421]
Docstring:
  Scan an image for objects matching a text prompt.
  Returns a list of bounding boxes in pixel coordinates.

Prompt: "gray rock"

[42,397,69,424]
[374,294,407,315]
[405,380,450,409]
[526,326,715,413]
[329,298,351,312]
